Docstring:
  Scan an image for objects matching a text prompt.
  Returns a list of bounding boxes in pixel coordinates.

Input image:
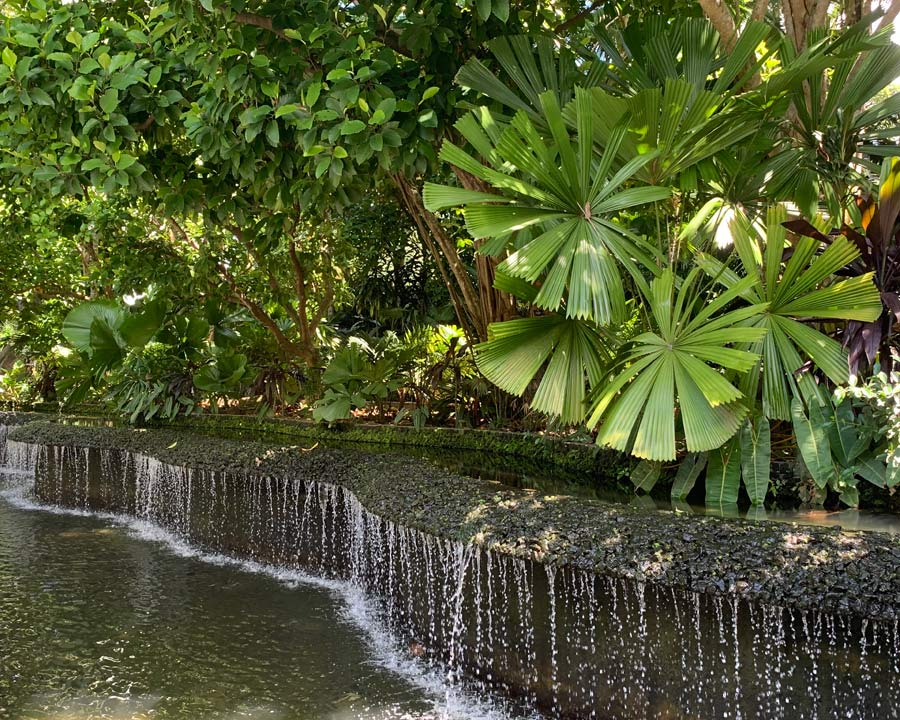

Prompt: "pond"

[0,468,530,720]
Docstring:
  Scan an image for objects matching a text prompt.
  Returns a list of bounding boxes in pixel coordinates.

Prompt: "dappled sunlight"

[17,693,162,720]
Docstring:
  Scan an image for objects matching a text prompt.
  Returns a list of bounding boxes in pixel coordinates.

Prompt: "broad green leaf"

[89,317,124,369]
[62,302,125,354]
[705,438,741,505]
[740,416,771,505]
[671,452,706,500]
[119,301,165,348]
[99,88,118,115]
[2,47,17,69]
[856,454,887,488]
[632,460,661,493]
[792,397,836,489]
[340,119,365,135]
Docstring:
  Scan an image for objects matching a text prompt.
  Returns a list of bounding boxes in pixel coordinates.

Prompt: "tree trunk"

[393,172,484,341]
[392,172,516,343]
[452,167,518,332]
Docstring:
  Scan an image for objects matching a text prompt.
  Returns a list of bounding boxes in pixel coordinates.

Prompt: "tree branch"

[875,0,900,30]
[554,2,600,34]
[233,12,287,39]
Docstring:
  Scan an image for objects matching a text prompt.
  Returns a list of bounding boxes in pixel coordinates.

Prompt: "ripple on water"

[0,469,536,720]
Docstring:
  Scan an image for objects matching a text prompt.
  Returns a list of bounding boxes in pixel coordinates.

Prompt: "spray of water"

[2,429,899,719]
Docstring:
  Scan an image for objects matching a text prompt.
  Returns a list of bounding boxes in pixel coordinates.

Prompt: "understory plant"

[426,20,899,507]
[57,298,252,423]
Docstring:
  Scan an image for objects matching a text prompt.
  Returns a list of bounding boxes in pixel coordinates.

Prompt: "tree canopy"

[2,0,900,508]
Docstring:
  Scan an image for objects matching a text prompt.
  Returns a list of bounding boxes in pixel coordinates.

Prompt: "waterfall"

[15,439,900,719]
[3,438,39,474]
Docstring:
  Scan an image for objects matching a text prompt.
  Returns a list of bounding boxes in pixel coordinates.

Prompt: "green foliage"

[696,206,882,420]
[1,0,899,512]
[0,361,32,404]
[588,270,766,461]
[312,339,405,422]
[427,88,670,324]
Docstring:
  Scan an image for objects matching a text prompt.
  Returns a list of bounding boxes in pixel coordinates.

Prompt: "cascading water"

[9,438,900,719]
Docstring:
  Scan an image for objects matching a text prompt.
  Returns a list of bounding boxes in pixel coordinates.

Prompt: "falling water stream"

[2,427,900,719]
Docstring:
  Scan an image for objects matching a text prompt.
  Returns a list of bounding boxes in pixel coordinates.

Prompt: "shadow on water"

[201,426,900,536]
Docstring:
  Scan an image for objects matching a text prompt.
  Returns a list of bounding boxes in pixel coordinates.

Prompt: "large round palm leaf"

[587,269,768,461]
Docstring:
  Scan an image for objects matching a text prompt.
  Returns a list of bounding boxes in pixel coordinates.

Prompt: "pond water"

[0,468,529,720]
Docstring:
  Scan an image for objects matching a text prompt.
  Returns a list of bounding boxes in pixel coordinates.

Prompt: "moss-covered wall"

[170,414,633,479]
[10,420,900,622]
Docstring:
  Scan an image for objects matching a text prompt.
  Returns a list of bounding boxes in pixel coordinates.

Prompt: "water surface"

[0,470,514,720]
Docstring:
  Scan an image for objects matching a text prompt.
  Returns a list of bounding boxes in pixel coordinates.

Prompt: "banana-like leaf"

[740,415,771,505]
[631,459,662,493]
[697,206,882,420]
[856,454,887,488]
[705,438,741,506]
[826,398,870,466]
[588,269,768,461]
[475,314,609,425]
[839,484,860,508]
[671,452,707,501]
[792,396,837,489]
[427,87,669,326]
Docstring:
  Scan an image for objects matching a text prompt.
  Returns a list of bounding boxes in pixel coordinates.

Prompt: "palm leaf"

[588,269,767,461]
[475,315,608,425]
[435,87,668,326]
[699,206,882,420]
[632,459,662,493]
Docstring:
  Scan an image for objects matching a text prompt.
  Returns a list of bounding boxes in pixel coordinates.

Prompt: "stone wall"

[6,422,900,719]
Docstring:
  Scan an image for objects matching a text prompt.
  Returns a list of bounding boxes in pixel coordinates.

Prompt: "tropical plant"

[696,206,883,419]
[786,157,900,375]
[312,338,406,423]
[587,269,767,461]
[765,26,900,216]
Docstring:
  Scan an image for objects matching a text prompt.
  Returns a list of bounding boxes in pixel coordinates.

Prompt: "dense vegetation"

[1,0,899,508]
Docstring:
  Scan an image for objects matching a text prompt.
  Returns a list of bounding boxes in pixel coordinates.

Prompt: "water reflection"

[0,495,490,720]
[656,497,900,534]
[203,426,900,536]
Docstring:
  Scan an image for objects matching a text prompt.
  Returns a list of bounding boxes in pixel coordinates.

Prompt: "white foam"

[0,465,536,720]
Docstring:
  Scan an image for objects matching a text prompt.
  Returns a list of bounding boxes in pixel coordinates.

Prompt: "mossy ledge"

[171,413,632,479]
[8,420,900,621]
[0,411,52,427]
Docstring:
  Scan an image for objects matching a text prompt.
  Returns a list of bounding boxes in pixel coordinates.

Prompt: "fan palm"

[586,269,768,461]
[695,206,883,420]
[473,314,610,424]
[424,87,670,326]
[764,30,900,216]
